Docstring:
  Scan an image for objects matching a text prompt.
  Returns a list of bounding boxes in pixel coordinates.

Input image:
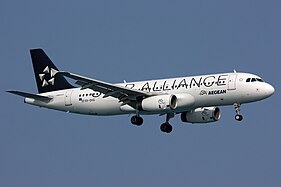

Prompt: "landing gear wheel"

[131,116,143,126]
[233,103,243,122]
[235,114,243,121]
[160,122,173,133]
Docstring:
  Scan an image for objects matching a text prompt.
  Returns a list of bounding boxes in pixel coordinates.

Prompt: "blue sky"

[1,0,280,186]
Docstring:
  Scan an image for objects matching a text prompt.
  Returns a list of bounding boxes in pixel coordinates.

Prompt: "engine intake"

[181,107,221,123]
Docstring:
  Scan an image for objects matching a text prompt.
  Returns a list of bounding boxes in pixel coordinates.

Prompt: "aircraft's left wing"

[58,71,156,105]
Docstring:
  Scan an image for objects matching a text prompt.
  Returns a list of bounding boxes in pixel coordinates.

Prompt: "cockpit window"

[246,77,264,83]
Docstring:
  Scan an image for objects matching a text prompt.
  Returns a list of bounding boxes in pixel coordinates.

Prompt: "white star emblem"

[39,66,58,87]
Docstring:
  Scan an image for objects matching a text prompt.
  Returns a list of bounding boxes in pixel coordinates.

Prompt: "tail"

[30,48,75,93]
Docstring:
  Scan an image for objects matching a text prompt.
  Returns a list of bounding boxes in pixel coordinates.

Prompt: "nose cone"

[264,83,275,98]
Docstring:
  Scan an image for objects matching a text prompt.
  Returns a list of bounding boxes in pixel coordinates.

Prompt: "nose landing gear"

[234,103,243,121]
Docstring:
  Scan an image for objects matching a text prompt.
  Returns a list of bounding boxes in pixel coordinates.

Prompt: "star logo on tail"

[39,66,58,87]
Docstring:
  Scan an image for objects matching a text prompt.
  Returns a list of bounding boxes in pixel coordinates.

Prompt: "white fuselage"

[24,72,274,116]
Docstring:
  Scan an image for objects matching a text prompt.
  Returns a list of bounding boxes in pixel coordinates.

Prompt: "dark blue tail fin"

[30,49,75,93]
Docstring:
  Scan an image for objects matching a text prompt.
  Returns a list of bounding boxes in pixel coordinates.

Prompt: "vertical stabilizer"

[30,49,75,93]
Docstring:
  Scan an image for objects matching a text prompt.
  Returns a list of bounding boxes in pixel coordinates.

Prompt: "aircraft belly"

[71,96,124,115]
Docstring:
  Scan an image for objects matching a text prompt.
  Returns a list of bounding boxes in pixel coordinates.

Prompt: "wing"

[58,71,156,106]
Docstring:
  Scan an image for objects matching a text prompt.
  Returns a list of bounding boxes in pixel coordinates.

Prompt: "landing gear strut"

[160,113,174,133]
[234,103,243,121]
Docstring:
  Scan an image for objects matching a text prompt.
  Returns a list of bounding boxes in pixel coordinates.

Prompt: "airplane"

[6,49,275,133]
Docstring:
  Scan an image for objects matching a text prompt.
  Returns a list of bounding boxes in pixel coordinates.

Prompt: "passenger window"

[246,78,251,82]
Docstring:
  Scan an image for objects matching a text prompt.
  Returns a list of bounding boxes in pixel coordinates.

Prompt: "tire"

[235,114,243,121]
[131,116,143,126]
[160,122,173,133]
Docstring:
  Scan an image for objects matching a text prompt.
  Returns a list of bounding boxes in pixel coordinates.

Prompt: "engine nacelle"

[173,93,195,109]
[141,95,177,112]
[181,107,221,123]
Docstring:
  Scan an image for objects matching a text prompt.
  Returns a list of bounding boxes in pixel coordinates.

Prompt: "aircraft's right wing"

[58,71,158,106]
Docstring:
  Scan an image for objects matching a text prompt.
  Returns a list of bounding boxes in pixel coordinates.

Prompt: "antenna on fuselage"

[233,69,237,73]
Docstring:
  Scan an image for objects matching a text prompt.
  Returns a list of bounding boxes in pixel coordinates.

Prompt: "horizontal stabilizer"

[6,90,52,101]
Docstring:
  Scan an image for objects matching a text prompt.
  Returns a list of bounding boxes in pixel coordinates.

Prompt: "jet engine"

[173,93,195,109]
[141,95,177,112]
[181,107,221,123]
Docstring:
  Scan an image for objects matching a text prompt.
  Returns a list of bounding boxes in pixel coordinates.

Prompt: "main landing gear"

[160,113,175,133]
[234,103,243,121]
[131,109,144,126]
[131,115,143,126]
[160,122,173,133]
[130,111,175,133]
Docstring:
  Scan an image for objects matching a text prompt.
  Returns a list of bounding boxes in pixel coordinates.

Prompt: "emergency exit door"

[228,74,237,90]
[65,90,73,106]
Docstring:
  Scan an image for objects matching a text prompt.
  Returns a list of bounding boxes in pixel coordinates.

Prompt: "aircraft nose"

[264,83,275,97]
